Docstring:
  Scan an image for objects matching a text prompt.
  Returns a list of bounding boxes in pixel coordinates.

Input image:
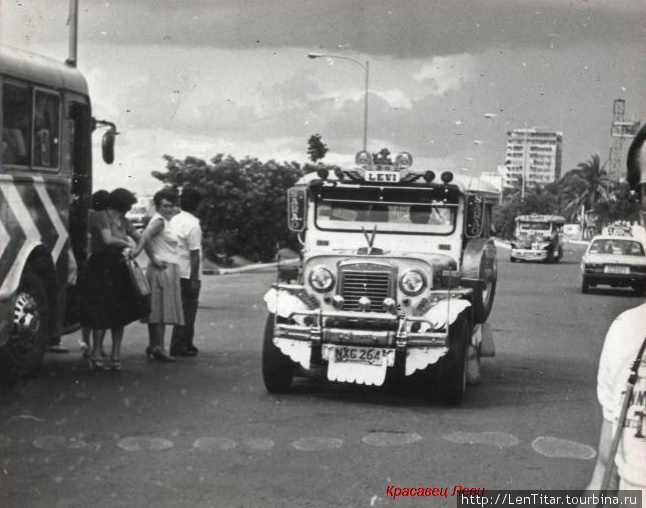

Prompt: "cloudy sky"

[1,0,644,196]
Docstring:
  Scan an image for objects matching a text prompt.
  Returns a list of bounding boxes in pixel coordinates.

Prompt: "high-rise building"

[502,128,563,189]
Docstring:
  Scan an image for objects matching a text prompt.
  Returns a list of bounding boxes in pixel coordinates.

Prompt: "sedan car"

[580,235,646,294]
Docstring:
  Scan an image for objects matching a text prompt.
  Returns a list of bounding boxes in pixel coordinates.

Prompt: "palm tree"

[559,154,609,221]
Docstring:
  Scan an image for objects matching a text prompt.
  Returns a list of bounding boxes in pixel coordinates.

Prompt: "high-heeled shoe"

[110,359,122,371]
[89,356,107,371]
[152,347,176,363]
[145,346,154,359]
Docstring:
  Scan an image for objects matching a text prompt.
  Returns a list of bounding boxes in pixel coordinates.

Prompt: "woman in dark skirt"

[80,188,148,370]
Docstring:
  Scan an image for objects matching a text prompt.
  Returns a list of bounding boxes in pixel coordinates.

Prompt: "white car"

[580,235,646,294]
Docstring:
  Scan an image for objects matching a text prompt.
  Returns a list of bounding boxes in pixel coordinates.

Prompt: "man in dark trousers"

[170,187,203,356]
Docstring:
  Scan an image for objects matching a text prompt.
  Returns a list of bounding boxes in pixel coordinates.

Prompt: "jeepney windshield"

[314,185,458,235]
[517,221,551,235]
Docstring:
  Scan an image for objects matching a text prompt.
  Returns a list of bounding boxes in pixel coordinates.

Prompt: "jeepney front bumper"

[263,285,471,386]
[510,248,548,260]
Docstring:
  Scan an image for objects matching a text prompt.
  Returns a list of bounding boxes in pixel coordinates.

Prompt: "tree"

[307,134,328,162]
[559,154,609,221]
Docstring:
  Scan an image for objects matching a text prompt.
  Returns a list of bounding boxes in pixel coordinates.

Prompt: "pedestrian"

[78,189,110,358]
[80,188,147,370]
[131,187,184,363]
[583,123,646,502]
[169,186,203,356]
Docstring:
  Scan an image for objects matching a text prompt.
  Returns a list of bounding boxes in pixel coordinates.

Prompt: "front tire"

[0,269,50,382]
[261,313,295,393]
[439,315,470,405]
[581,277,591,294]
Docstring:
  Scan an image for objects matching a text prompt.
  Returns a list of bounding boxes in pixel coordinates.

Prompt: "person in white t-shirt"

[170,187,203,356]
[584,124,646,500]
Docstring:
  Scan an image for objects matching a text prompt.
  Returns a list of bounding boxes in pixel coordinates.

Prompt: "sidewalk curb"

[203,258,299,276]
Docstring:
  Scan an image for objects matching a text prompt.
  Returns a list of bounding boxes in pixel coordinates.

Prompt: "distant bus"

[0,45,116,379]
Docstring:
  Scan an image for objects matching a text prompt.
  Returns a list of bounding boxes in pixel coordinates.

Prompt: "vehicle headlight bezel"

[399,269,427,296]
[308,266,335,292]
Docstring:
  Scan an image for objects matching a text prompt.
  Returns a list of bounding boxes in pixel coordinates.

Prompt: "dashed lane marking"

[531,436,596,460]
[242,438,275,450]
[193,437,237,451]
[442,431,520,448]
[117,437,174,452]
[361,431,423,447]
[291,437,344,451]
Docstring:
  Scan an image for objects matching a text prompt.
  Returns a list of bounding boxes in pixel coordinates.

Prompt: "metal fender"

[461,238,497,281]
[263,287,310,323]
[418,299,471,332]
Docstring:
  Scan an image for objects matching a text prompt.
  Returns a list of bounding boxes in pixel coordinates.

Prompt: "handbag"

[126,259,151,297]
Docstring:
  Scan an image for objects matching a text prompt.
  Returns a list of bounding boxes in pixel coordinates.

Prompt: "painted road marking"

[442,431,520,448]
[193,437,237,451]
[531,436,596,460]
[291,437,344,451]
[116,436,173,451]
[361,431,423,447]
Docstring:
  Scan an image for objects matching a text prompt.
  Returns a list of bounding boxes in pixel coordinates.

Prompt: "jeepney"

[509,214,565,263]
[261,151,499,404]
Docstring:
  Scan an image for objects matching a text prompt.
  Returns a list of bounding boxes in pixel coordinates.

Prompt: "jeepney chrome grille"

[339,269,393,312]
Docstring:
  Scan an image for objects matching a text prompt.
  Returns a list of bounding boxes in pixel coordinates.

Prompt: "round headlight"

[309,266,335,292]
[399,269,427,296]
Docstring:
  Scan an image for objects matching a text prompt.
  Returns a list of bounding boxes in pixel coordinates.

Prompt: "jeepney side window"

[32,89,60,170]
[2,81,30,167]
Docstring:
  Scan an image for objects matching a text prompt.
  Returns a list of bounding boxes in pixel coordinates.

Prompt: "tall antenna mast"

[65,0,79,67]
[609,98,639,182]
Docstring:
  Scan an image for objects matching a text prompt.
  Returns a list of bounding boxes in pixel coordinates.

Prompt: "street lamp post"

[308,53,369,152]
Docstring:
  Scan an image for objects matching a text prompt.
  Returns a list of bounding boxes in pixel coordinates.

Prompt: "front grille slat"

[340,269,394,312]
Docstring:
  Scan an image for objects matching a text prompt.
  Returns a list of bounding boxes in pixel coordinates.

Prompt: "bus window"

[32,89,60,169]
[2,82,30,166]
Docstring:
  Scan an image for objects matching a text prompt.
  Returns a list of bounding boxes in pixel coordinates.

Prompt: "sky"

[1,0,644,197]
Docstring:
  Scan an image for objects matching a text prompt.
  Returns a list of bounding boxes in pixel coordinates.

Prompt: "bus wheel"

[262,314,295,393]
[439,315,470,405]
[1,269,49,381]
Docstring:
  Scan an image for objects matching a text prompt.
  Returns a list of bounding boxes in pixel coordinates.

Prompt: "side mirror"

[102,127,116,164]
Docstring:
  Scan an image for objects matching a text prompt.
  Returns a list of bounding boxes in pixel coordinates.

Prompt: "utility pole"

[65,0,79,67]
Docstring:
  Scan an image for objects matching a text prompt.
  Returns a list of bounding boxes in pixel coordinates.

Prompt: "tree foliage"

[154,154,309,263]
[307,134,329,162]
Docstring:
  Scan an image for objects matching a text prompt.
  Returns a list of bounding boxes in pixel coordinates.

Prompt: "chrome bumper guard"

[274,308,449,351]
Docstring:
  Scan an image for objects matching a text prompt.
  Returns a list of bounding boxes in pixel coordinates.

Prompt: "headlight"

[308,266,335,292]
[399,269,427,296]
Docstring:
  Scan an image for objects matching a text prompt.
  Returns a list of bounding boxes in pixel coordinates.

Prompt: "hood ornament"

[358,225,383,255]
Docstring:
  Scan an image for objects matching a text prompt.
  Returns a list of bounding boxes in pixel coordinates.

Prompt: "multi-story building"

[502,128,563,189]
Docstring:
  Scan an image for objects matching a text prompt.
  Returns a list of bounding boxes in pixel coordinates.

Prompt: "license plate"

[334,346,384,366]
[604,265,629,274]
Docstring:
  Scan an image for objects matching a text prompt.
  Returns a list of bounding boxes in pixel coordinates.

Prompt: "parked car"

[580,234,646,294]
[126,198,153,231]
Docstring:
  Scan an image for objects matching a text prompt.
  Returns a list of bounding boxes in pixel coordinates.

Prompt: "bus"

[0,44,116,379]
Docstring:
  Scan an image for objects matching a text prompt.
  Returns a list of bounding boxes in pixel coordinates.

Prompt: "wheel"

[261,313,295,393]
[0,269,50,381]
[581,277,590,294]
[632,282,645,296]
[545,249,554,263]
[509,255,517,263]
[439,314,470,405]
[555,246,563,263]
[472,259,497,324]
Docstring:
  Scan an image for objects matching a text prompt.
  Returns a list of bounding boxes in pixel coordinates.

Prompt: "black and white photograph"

[0,1,644,507]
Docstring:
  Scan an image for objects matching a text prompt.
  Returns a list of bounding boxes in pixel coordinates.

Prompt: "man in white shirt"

[170,187,203,356]
[584,124,646,500]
